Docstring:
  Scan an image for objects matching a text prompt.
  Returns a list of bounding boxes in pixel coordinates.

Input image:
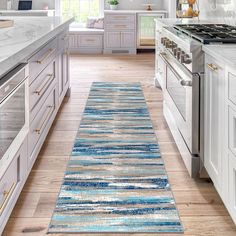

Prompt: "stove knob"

[161,37,166,44]
[172,42,177,50]
[176,49,182,60]
[181,54,192,64]
[166,41,173,48]
[164,39,170,47]
[173,47,179,56]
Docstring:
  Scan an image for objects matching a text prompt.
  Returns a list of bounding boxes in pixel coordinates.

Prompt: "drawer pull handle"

[115,25,127,28]
[36,48,56,64]
[86,39,95,42]
[114,16,128,19]
[34,105,54,135]
[207,63,218,71]
[34,74,54,96]
[0,183,16,215]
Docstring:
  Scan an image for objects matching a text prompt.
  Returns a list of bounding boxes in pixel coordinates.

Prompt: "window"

[60,0,104,26]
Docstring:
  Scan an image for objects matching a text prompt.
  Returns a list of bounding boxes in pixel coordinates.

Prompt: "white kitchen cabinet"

[105,31,121,48]
[0,138,27,233]
[204,54,225,194]
[69,30,104,54]
[121,31,136,48]
[104,12,136,54]
[226,69,236,224]
[204,53,236,224]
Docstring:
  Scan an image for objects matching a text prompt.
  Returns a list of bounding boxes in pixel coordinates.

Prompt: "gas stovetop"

[173,24,236,44]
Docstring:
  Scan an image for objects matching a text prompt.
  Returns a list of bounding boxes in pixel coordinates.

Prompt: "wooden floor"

[3,54,236,236]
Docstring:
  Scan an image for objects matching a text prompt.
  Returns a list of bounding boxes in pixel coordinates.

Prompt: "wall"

[104,0,165,11]
[199,0,236,19]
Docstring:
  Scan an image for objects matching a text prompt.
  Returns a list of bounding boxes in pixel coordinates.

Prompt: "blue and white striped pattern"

[48,82,183,233]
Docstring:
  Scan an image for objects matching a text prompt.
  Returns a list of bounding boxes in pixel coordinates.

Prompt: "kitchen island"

[0,16,73,234]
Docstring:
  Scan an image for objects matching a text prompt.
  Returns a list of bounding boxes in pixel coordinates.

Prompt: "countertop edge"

[0,17,73,78]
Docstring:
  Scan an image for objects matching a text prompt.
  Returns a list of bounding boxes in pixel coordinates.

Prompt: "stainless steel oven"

[160,51,201,155]
[158,44,204,177]
[0,64,29,173]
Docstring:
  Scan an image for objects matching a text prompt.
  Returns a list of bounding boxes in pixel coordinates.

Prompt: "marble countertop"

[104,10,168,14]
[0,16,73,78]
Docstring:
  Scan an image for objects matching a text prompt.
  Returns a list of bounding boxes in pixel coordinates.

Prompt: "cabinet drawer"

[228,72,236,106]
[28,87,57,158]
[29,60,56,112]
[78,35,103,48]
[0,158,18,216]
[105,14,135,22]
[106,22,135,31]
[28,37,57,84]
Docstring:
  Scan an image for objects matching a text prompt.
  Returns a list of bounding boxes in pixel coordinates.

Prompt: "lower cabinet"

[204,55,225,194]
[105,31,121,48]
[58,51,70,105]
[69,32,104,54]
[0,139,27,233]
[204,53,236,224]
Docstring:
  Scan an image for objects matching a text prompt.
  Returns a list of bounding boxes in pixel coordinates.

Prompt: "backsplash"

[199,0,236,21]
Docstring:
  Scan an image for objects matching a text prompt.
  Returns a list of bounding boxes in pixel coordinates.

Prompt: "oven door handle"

[159,52,192,87]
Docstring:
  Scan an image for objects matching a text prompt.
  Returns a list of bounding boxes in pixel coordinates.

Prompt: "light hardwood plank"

[3,53,236,235]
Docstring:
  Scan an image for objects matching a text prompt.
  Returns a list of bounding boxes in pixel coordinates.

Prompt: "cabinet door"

[63,52,69,89]
[58,53,63,99]
[121,31,136,48]
[204,55,225,193]
[105,32,121,48]
[69,34,78,49]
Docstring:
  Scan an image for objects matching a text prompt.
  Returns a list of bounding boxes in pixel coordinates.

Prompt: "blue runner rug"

[48,82,183,233]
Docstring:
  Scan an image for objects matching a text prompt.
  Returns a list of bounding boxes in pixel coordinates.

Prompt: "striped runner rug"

[48,82,183,233]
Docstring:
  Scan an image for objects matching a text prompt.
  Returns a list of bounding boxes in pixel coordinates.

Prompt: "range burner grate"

[174,24,236,44]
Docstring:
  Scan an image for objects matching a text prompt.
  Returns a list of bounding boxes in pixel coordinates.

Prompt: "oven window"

[0,83,25,161]
[166,67,187,120]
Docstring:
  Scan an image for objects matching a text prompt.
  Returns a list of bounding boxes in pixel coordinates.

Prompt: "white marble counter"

[203,45,236,68]
[0,16,73,78]
[0,10,55,16]
[104,10,168,14]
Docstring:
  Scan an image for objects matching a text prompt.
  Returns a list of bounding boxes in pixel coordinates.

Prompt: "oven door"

[160,52,200,154]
